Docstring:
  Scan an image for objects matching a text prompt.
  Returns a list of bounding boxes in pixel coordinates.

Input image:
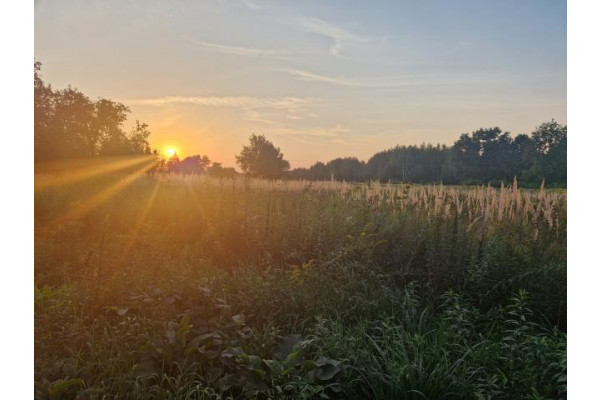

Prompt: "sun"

[165,148,177,158]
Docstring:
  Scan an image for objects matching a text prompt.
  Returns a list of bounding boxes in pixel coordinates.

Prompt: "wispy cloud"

[183,36,290,60]
[286,112,318,120]
[126,95,309,109]
[125,95,318,125]
[283,68,422,88]
[284,69,353,85]
[296,17,369,56]
[242,0,261,11]
[269,124,350,138]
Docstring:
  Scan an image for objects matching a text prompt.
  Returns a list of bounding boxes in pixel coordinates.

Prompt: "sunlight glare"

[166,148,177,158]
[47,158,158,228]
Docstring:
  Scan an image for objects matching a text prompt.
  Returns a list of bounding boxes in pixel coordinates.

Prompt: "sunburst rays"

[44,157,158,229]
[35,155,157,190]
[119,178,162,259]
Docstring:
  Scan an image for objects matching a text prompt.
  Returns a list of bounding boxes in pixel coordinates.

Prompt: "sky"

[34,0,566,168]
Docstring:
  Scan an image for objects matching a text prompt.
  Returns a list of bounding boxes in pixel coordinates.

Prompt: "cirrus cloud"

[124,95,320,124]
[183,36,290,60]
[296,17,369,56]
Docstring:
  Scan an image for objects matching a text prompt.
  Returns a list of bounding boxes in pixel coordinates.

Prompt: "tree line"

[287,121,566,187]
[35,62,566,187]
[35,62,152,161]
[157,153,238,178]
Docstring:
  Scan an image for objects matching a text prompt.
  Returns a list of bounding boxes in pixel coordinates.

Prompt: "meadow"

[34,157,566,400]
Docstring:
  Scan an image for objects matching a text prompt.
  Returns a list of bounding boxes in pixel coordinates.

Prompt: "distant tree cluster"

[289,121,567,187]
[34,62,152,161]
[157,153,238,178]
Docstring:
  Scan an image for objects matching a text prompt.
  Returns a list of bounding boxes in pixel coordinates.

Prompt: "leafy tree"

[326,157,366,181]
[50,87,97,158]
[34,62,153,160]
[96,99,131,156]
[169,155,211,174]
[531,119,567,155]
[513,134,536,180]
[208,162,238,178]
[129,121,152,155]
[453,133,481,181]
[366,144,448,183]
[165,153,180,171]
[160,155,236,177]
[288,161,331,181]
[453,127,516,182]
[34,62,56,161]
[290,122,566,188]
[236,134,290,179]
[528,120,567,185]
[476,128,514,181]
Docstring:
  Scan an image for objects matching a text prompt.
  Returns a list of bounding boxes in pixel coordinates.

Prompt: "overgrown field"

[35,161,567,399]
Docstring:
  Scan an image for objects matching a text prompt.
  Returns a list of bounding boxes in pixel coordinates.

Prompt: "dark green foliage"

[289,123,566,188]
[34,272,566,399]
[367,144,450,183]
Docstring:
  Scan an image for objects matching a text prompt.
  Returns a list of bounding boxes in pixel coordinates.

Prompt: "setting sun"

[165,148,177,158]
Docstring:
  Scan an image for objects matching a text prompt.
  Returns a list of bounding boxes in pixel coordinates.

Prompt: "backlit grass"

[34,163,566,399]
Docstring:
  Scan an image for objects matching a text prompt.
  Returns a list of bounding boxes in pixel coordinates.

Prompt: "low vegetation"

[34,163,566,399]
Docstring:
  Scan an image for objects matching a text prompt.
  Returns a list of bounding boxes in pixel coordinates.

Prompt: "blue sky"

[35,0,566,167]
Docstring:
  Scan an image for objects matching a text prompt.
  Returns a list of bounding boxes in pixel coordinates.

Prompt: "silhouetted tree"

[453,133,480,181]
[531,119,567,155]
[169,155,211,174]
[236,134,290,178]
[96,99,131,156]
[453,127,517,182]
[34,62,56,161]
[208,162,238,178]
[129,121,152,155]
[513,134,536,180]
[326,157,366,181]
[366,144,448,183]
[290,122,566,187]
[34,62,153,160]
[528,120,567,185]
[165,153,180,171]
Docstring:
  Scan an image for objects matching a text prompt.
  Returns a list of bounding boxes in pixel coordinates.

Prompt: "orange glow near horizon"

[165,148,178,158]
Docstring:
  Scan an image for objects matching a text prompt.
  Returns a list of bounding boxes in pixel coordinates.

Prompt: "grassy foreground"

[35,162,566,399]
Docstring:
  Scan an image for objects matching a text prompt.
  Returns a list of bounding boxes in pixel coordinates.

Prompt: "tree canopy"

[236,134,290,179]
[289,121,567,188]
[34,62,152,161]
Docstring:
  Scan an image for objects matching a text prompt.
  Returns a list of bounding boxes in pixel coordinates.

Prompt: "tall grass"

[34,168,566,399]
